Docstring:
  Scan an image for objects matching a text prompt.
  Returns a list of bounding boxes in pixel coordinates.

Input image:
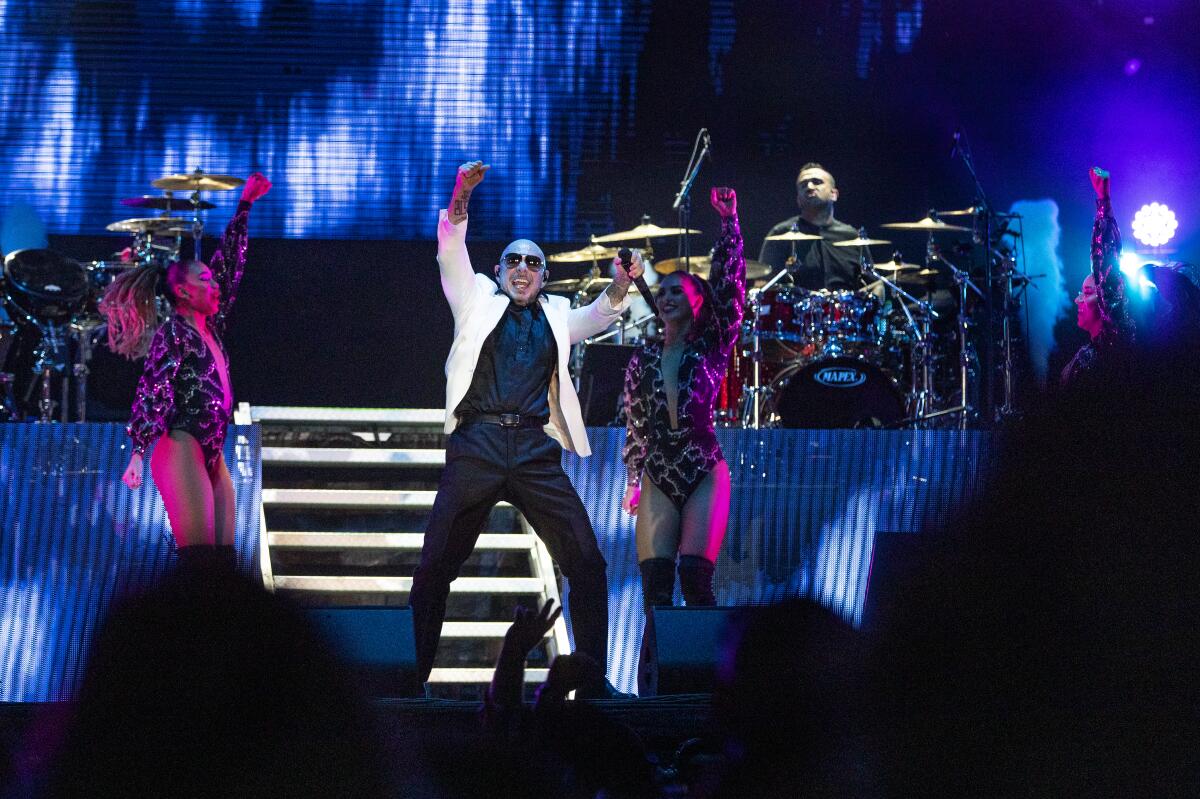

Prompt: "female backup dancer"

[621,186,745,695]
[102,173,272,569]
[1062,167,1134,385]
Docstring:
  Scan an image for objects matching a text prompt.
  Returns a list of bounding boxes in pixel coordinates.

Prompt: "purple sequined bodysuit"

[127,201,251,471]
[622,215,746,508]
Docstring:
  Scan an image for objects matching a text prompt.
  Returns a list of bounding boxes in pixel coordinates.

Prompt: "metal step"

[262,489,512,509]
[268,532,536,550]
[272,575,545,593]
[441,621,549,638]
[242,405,444,426]
[429,667,549,684]
[262,447,445,467]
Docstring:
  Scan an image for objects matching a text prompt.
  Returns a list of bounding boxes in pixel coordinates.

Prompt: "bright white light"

[1119,251,1145,277]
[1131,202,1179,247]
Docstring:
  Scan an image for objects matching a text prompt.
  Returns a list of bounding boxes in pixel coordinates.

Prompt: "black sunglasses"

[502,252,545,271]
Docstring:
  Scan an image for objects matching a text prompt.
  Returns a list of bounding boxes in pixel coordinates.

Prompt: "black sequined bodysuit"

[127,201,251,471]
[622,215,746,508]
[1062,196,1133,385]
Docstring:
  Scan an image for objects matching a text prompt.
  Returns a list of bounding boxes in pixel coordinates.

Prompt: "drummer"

[758,163,862,291]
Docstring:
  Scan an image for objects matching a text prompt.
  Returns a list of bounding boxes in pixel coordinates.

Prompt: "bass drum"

[768,356,904,429]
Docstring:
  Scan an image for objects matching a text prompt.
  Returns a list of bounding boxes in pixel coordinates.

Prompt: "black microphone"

[618,248,658,315]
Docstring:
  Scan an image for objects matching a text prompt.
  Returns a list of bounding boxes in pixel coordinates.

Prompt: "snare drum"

[767,355,904,428]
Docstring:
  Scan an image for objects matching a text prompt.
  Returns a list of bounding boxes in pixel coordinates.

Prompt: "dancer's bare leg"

[149,431,215,548]
[210,453,236,547]
[678,460,731,562]
[635,477,682,562]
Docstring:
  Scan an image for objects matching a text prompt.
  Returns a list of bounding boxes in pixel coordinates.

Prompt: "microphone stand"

[928,243,983,430]
[672,129,710,272]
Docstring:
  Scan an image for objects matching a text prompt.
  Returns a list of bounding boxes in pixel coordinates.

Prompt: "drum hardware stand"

[860,261,937,424]
[69,319,104,423]
[740,265,797,429]
[928,241,984,430]
[0,372,17,421]
[588,311,656,345]
[29,322,69,423]
[671,128,710,270]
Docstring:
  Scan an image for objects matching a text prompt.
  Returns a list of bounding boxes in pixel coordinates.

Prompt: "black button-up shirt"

[455,295,556,419]
[758,215,862,291]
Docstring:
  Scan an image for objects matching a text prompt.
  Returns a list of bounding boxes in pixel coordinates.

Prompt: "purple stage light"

[1131,202,1179,247]
[1123,58,1142,76]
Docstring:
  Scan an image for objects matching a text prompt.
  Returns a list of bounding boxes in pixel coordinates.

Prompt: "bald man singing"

[410,161,641,696]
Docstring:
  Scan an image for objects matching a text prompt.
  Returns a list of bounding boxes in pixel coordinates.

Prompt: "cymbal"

[655,256,772,280]
[831,236,892,248]
[547,243,618,263]
[936,206,982,217]
[544,276,654,295]
[591,222,701,243]
[881,216,972,233]
[150,170,245,192]
[121,195,215,211]
[763,230,822,242]
[872,258,921,272]
[105,217,193,234]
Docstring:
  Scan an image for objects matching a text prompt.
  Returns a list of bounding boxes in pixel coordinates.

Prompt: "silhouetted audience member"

[872,347,1200,796]
[706,600,875,798]
[475,599,659,799]
[41,560,391,798]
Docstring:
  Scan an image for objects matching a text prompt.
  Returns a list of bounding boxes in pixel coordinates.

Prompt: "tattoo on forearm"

[605,280,629,304]
[451,189,472,221]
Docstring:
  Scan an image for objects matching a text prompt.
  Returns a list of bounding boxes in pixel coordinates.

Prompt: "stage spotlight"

[1131,202,1178,247]
[1120,251,1145,278]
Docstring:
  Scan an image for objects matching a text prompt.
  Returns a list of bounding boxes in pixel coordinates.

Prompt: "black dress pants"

[410,423,609,682]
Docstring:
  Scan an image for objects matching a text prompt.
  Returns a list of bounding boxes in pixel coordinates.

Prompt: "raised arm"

[1089,167,1132,347]
[621,349,648,514]
[706,187,746,350]
[438,161,489,314]
[210,173,271,330]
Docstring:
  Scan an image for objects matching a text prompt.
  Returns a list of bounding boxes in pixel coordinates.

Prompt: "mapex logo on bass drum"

[814,366,867,388]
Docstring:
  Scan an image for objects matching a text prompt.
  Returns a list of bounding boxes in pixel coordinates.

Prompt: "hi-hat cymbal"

[121,195,216,211]
[544,276,654,295]
[547,243,618,263]
[655,255,772,280]
[591,222,701,243]
[105,217,193,234]
[763,230,822,242]
[881,216,971,233]
[150,170,245,192]
[832,236,892,248]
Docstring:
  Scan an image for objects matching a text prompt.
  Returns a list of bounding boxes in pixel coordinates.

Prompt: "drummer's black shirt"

[455,292,555,420]
[758,215,862,291]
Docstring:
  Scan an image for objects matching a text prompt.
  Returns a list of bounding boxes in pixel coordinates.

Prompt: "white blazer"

[436,210,629,457]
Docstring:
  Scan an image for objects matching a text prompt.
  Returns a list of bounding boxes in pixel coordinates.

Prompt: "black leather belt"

[458,413,549,429]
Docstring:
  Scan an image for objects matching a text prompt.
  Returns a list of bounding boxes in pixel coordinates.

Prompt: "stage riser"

[1,424,989,701]
[564,428,992,695]
[0,424,261,703]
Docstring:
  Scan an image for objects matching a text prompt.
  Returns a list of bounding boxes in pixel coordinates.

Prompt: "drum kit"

[551,203,1029,430]
[0,169,244,422]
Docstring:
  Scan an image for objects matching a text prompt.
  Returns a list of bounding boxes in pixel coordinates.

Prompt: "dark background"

[45,0,1200,411]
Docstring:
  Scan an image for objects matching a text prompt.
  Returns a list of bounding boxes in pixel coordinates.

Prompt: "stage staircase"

[234,405,573,698]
